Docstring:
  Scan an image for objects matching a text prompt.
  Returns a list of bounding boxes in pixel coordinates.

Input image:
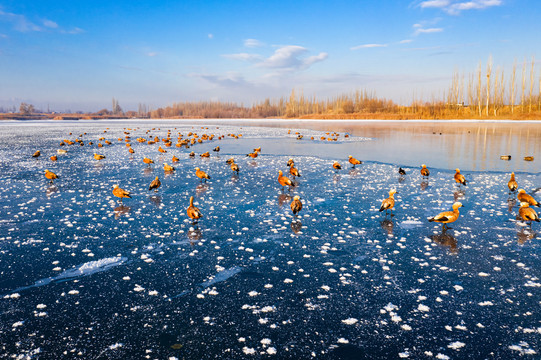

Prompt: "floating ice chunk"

[448,341,465,350]
[417,304,430,312]
[201,266,242,288]
[453,285,463,291]
[68,290,79,295]
[266,347,276,355]
[36,304,47,309]
[260,338,271,345]
[109,343,123,350]
[401,324,412,331]
[12,321,24,328]
[342,318,358,325]
[283,278,293,283]
[478,301,493,306]
[337,338,349,344]
[248,291,259,297]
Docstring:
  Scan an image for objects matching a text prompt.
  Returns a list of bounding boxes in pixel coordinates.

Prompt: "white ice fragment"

[448,341,465,350]
[341,318,358,325]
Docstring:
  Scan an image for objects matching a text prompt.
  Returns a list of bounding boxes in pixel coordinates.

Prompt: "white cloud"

[419,0,502,14]
[190,72,251,88]
[350,43,388,50]
[420,0,451,8]
[257,45,328,71]
[222,53,263,62]
[43,19,58,29]
[65,27,84,34]
[244,38,263,48]
[208,33,214,39]
[399,39,413,44]
[414,27,443,35]
[0,10,42,32]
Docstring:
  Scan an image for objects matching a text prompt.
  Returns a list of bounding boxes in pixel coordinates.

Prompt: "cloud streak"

[350,43,388,50]
[224,45,328,72]
[414,27,443,35]
[0,9,84,34]
[419,0,503,15]
[0,10,42,32]
[244,38,263,48]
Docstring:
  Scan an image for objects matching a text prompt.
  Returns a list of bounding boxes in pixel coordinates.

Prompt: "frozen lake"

[0,120,539,359]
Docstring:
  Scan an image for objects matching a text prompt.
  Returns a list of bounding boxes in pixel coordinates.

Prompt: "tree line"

[5,57,541,120]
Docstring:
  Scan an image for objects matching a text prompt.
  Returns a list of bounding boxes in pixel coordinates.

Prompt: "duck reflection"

[430,228,458,254]
[290,220,302,234]
[248,161,258,168]
[420,180,429,191]
[278,193,292,207]
[507,198,517,212]
[114,205,131,219]
[380,218,394,236]
[149,195,162,207]
[46,185,59,197]
[188,227,202,241]
[398,175,405,184]
[231,174,239,183]
[349,169,361,177]
[333,174,341,183]
[517,228,536,245]
[164,170,174,178]
[143,167,153,176]
[196,184,209,196]
[453,189,466,202]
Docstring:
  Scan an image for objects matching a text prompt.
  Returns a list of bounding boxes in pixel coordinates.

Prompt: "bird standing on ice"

[379,189,397,216]
[517,189,540,207]
[112,184,131,203]
[290,195,302,216]
[187,196,202,223]
[420,164,430,179]
[164,163,175,172]
[44,169,58,184]
[429,202,463,230]
[148,176,161,192]
[508,173,518,194]
[94,153,105,160]
[333,161,342,171]
[289,166,301,179]
[454,168,467,187]
[287,158,295,168]
[348,155,362,168]
[195,167,210,182]
[278,170,293,191]
[518,202,539,226]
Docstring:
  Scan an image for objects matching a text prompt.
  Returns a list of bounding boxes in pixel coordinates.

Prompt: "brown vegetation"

[1,57,540,120]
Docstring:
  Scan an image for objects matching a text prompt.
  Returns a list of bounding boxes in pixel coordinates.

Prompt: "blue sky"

[0,0,539,112]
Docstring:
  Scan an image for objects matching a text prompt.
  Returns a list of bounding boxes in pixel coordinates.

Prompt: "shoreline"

[2,117,541,124]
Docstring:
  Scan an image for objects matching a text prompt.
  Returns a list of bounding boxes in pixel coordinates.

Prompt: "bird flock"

[33,126,540,234]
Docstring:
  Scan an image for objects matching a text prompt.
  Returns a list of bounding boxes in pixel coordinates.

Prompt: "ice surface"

[0,120,539,359]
